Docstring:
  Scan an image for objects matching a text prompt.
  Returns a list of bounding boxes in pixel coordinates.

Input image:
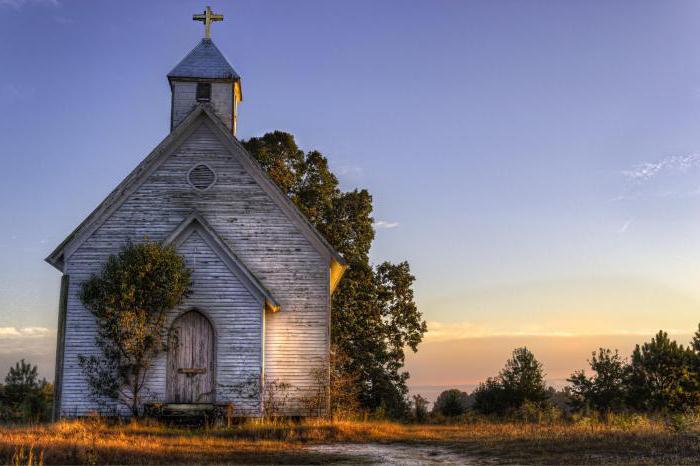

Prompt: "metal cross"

[193,6,224,39]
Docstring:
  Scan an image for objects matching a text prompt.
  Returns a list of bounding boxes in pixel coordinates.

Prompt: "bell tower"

[168,7,242,135]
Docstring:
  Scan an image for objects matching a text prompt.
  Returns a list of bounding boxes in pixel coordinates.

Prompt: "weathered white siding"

[171,82,233,131]
[60,116,329,416]
[147,231,263,412]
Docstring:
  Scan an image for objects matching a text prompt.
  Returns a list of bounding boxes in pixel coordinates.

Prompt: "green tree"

[432,389,470,417]
[473,347,549,415]
[0,360,53,422]
[472,377,508,415]
[629,331,699,412]
[500,347,549,408]
[78,242,191,416]
[412,394,429,422]
[691,324,700,355]
[568,348,630,413]
[243,132,426,416]
[691,324,700,400]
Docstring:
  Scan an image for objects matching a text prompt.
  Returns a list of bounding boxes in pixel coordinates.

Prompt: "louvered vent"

[188,164,216,190]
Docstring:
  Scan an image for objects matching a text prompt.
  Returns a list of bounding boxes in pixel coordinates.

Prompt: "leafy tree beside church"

[78,242,192,417]
[243,132,427,416]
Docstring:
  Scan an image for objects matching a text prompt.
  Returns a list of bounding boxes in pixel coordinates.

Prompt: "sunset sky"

[3,0,700,399]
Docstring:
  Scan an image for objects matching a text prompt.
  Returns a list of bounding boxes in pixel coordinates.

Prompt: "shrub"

[78,241,191,416]
[472,378,507,415]
[0,360,53,422]
[628,331,699,412]
[568,348,630,413]
[473,347,549,416]
[432,389,470,417]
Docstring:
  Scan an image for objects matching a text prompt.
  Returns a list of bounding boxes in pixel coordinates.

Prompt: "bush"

[78,241,192,416]
[473,347,549,416]
[472,378,507,415]
[568,348,630,413]
[629,331,700,412]
[513,400,562,423]
[432,389,470,417]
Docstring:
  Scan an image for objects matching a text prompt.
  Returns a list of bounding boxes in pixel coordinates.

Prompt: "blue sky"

[3,0,700,389]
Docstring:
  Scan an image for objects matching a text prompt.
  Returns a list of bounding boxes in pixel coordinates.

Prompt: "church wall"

[147,230,264,413]
[60,117,329,417]
[171,82,233,132]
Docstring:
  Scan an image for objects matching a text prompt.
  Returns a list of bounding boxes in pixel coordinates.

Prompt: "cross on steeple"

[193,6,223,39]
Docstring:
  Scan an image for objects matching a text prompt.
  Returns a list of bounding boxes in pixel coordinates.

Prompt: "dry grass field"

[1,416,700,465]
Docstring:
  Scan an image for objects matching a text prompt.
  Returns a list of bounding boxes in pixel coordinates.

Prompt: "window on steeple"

[196,83,211,102]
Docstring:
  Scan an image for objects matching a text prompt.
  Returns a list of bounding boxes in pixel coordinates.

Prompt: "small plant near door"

[301,346,361,418]
[219,375,292,418]
[78,241,192,417]
[262,379,291,418]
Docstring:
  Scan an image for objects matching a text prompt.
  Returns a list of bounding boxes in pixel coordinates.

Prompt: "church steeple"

[168,7,242,135]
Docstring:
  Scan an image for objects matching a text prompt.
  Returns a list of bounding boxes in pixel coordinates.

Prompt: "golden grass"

[0,419,347,465]
[1,417,699,465]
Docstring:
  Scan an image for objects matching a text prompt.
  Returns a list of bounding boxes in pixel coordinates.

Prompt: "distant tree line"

[568,328,700,414]
[424,323,700,421]
[6,323,700,424]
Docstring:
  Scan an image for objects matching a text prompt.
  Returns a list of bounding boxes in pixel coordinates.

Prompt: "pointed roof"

[168,39,240,80]
[45,104,347,289]
[164,211,280,313]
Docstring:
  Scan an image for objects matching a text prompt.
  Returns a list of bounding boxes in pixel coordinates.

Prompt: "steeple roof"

[168,38,239,80]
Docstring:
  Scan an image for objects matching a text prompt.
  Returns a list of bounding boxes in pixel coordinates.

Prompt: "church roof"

[45,104,347,289]
[168,39,240,80]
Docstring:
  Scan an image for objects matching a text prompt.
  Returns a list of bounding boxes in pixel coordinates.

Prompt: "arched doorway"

[166,310,215,403]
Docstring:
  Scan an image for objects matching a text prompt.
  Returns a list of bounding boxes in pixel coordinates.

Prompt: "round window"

[188,164,216,191]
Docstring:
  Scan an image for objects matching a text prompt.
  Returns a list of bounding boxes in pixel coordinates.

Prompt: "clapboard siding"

[172,82,233,132]
[60,117,329,416]
[156,231,262,412]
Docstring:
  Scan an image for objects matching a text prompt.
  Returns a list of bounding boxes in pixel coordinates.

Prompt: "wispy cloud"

[622,154,700,182]
[617,219,632,235]
[0,0,59,8]
[425,321,577,342]
[423,321,686,343]
[0,328,55,378]
[613,153,700,201]
[374,220,400,229]
[0,327,52,338]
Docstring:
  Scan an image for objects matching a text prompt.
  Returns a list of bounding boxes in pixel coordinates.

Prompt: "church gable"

[65,111,330,286]
[47,105,345,282]
[163,211,280,312]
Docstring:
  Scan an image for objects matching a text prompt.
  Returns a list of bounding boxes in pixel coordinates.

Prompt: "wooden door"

[167,310,215,403]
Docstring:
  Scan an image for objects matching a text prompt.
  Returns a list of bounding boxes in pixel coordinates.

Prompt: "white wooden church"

[46,8,346,417]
